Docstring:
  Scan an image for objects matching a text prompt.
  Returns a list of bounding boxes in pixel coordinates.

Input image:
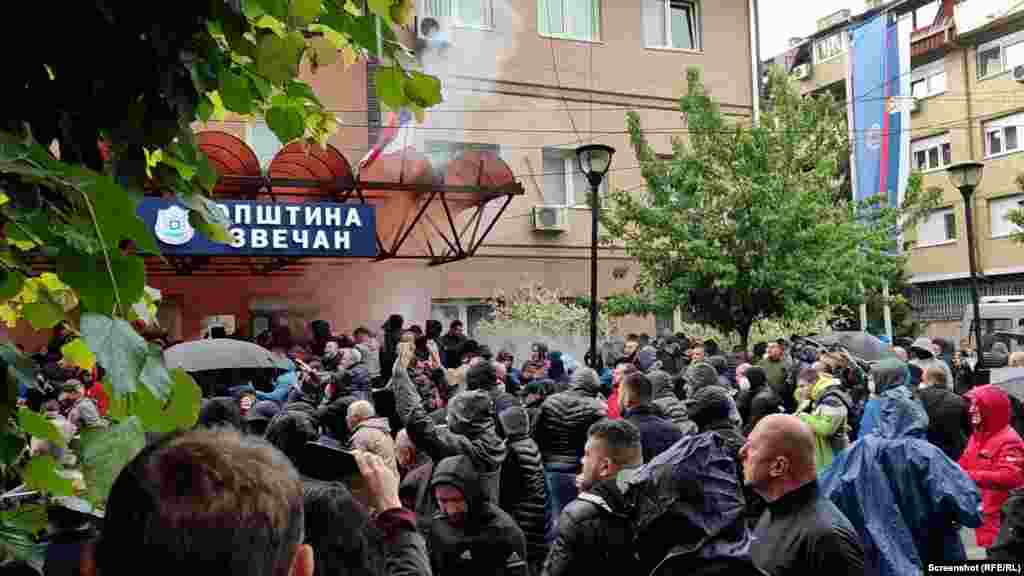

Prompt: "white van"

[961,295,1024,353]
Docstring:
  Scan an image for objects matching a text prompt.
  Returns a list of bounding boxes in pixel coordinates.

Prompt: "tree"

[601,67,937,349]
[1004,172,1024,243]
[475,283,614,339]
[0,0,440,564]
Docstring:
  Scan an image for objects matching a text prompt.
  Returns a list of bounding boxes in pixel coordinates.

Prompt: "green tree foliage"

[0,0,440,563]
[601,67,938,348]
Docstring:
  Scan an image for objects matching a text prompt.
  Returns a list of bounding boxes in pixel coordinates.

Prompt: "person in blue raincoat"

[819,358,982,576]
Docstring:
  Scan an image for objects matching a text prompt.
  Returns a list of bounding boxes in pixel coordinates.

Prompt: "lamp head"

[576,144,616,186]
[947,161,984,191]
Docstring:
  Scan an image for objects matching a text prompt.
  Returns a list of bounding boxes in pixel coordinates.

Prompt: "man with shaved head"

[741,414,864,576]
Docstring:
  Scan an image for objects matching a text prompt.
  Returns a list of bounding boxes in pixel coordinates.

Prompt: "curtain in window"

[565,0,596,39]
[426,0,451,17]
[670,1,694,49]
[457,0,488,26]
[542,150,568,204]
[642,0,664,47]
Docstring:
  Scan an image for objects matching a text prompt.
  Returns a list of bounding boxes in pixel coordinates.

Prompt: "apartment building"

[765,0,1024,341]
[140,1,759,342]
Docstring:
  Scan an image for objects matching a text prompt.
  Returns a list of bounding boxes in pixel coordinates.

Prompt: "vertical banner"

[851,13,906,208]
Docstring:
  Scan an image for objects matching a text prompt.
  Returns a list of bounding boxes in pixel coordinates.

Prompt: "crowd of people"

[12,317,1024,576]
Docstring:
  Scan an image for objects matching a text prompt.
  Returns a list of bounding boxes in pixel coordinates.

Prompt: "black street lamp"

[947,160,985,358]
[576,144,615,369]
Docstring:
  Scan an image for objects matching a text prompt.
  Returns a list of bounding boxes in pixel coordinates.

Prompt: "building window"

[911,133,951,172]
[420,0,492,28]
[542,148,607,206]
[247,122,282,170]
[978,31,1024,78]
[643,0,700,51]
[813,32,845,63]
[425,140,500,172]
[431,299,493,338]
[990,194,1024,238]
[538,0,600,41]
[911,61,946,99]
[912,0,940,30]
[916,207,958,247]
[984,113,1024,158]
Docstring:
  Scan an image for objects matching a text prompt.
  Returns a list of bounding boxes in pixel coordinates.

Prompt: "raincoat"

[621,432,757,576]
[819,371,981,576]
[960,385,1024,548]
[799,373,850,472]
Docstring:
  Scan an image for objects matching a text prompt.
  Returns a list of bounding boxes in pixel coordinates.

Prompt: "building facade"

[766,0,1024,342]
[81,0,759,345]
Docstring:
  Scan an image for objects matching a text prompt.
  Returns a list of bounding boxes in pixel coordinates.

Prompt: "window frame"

[977,30,1024,80]
[541,147,608,207]
[813,32,845,64]
[419,0,494,30]
[911,132,952,173]
[910,60,947,100]
[644,0,702,52]
[989,193,1024,239]
[538,0,602,42]
[915,206,958,248]
[983,113,1024,160]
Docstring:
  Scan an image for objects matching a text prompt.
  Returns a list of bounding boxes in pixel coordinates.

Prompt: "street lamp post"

[576,144,615,369]
[947,160,985,359]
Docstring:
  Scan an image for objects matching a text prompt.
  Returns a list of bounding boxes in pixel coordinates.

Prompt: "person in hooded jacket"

[960,384,1024,549]
[858,358,920,441]
[534,368,608,531]
[604,360,635,420]
[636,345,661,373]
[392,342,507,504]
[498,406,550,575]
[430,455,528,576]
[798,365,851,472]
[621,372,684,463]
[918,367,972,461]
[819,358,982,576]
[736,366,782,436]
[648,369,698,435]
[909,337,954,390]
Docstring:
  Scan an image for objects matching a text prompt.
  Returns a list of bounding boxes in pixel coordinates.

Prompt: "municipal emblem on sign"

[866,123,883,150]
[154,205,195,246]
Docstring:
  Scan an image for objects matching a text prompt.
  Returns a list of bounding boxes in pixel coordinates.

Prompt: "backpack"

[1008,393,1024,442]
[817,387,856,447]
[990,489,1024,561]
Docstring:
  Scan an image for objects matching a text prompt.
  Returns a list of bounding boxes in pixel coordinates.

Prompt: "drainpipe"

[749,0,762,122]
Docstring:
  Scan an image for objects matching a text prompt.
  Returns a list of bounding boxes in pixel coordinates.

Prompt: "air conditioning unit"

[417,15,453,42]
[1013,64,1024,82]
[910,97,920,114]
[532,205,568,232]
[792,63,811,81]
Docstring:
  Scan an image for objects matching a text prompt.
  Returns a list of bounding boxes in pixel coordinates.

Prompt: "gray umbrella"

[808,331,892,362]
[164,338,278,372]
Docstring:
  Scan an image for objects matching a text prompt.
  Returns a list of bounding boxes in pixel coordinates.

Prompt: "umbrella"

[164,338,278,372]
[807,331,892,362]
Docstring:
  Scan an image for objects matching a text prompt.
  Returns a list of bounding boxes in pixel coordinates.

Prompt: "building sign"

[137,199,377,257]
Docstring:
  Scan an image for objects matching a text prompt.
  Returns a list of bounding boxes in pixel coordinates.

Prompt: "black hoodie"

[499,407,550,572]
[429,455,528,576]
[736,366,782,436]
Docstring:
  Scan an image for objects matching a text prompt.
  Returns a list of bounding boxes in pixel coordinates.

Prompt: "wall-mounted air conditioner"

[792,63,811,80]
[1013,64,1024,83]
[532,205,568,232]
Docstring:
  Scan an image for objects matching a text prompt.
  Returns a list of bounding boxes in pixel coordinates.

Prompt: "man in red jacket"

[960,385,1024,549]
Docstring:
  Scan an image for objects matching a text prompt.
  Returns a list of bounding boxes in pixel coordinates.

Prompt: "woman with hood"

[960,385,1024,550]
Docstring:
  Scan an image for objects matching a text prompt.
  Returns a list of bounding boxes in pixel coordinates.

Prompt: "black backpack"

[991,490,1024,561]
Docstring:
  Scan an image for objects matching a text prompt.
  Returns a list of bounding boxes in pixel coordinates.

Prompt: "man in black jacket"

[466,361,521,435]
[648,370,698,435]
[919,366,971,461]
[534,368,607,528]
[499,406,550,575]
[543,419,642,576]
[430,455,528,576]
[742,414,864,576]
[735,366,783,436]
[622,372,683,463]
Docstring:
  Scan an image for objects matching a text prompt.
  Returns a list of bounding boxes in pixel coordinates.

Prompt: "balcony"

[911,16,953,58]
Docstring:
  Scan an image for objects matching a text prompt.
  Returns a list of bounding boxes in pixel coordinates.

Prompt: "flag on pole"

[357,108,416,175]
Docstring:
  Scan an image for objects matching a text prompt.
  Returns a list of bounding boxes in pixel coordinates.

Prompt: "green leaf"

[256,32,306,85]
[374,67,406,110]
[1,503,48,537]
[60,338,96,371]
[309,23,349,50]
[56,253,145,316]
[17,408,66,448]
[81,314,149,396]
[0,270,24,301]
[196,96,214,122]
[404,71,443,108]
[367,0,394,24]
[0,433,26,467]
[22,301,63,330]
[265,105,306,143]
[78,417,146,506]
[245,0,288,19]
[188,211,231,244]
[308,36,339,68]
[195,153,219,193]
[166,369,202,430]
[0,523,46,565]
[219,69,253,114]
[290,0,323,25]
[0,344,37,392]
[68,166,160,255]
[139,343,173,401]
[0,367,15,434]
[22,454,74,496]
[5,223,39,251]
[253,14,288,36]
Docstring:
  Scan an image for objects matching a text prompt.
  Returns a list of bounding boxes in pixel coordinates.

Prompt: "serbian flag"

[358,108,416,175]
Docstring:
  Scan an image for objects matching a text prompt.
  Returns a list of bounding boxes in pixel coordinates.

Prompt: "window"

[420,0,492,28]
[984,113,1024,158]
[911,133,951,172]
[246,122,282,170]
[916,207,958,247]
[538,0,600,41]
[541,148,607,206]
[990,194,1024,238]
[814,33,845,63]
[431,300,493,339]
[425,141,500,172]
[912,1,940,30]
[977,31,1024,78]
[643,0,700,50]
[910,60,946,99]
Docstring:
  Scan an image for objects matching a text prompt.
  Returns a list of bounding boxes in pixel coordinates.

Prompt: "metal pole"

[590,181,599,369]
[859,282,868,331]
[882,279,893,341]
[962,185,984,354]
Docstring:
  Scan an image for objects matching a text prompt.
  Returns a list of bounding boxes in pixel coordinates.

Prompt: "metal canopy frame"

[145,170,523,275]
